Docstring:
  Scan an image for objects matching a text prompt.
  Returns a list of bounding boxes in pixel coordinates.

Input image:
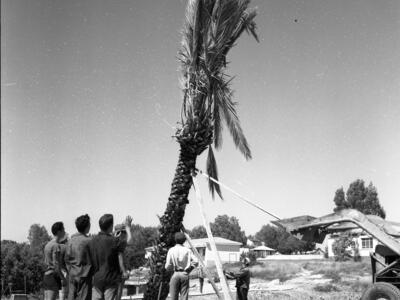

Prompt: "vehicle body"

[272,209,400,299]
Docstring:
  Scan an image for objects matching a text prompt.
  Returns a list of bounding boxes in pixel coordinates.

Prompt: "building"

[323,218,400,258]
[186,237,242,266]
[145,237,242,266]
[252,242,276,258]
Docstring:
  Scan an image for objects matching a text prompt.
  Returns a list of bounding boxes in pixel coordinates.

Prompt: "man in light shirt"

[165,232,198,300]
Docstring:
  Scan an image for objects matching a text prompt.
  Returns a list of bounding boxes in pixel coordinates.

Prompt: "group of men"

[43,214,132,300]
[43,216,251,300]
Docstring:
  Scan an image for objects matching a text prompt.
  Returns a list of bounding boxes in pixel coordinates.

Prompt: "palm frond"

[214,78,252,159]
[178,0,257,192]
[213,102,222,149]
[206,146,223,199]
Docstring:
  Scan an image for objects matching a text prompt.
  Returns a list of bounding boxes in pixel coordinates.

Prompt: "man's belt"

[174,267,185,272]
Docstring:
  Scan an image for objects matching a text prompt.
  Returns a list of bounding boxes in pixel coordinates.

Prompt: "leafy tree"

[255,225,314,254]
[145,1,258,298]
[255,225,280,249]
[1,240,46,294]
[333,179,386,218]
[333,188,347,212]
[124,224,159,269]
[27,224,51,251]
[363,183,385,217]
[190,225,207,239]
[332,232,353,261]
[210,215,247,245]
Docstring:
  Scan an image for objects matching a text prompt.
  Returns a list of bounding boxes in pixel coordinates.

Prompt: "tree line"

[1,178,386,294]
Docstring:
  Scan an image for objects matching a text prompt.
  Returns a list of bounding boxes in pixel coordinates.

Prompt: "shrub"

[332,232,353,261]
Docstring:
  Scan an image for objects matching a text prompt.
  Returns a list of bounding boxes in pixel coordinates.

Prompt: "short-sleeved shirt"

[44,239,61,273]
[88,232,126,291]
[65,233,92,279]
[165,244,196,272]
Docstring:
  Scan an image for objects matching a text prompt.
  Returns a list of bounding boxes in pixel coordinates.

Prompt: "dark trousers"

[199,277,204,293]
[68,277,92,300]
[236,287,248,300]
[169,271,189,300]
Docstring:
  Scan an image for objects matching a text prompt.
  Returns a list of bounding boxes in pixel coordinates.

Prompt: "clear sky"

[2,0,400,242]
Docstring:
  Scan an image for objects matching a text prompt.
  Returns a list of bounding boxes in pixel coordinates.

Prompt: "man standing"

[43,222,67,300]
[59,234,69,300]
[224,258,251,300]
[113,223,131,300]
[65,214,92,300]
[165,232,197,300]
[88,214,133,300]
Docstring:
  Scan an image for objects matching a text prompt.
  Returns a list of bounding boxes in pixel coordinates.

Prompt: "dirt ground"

[185,260,371,299]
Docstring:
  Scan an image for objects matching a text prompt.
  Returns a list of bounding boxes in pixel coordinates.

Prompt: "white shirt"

[165,244,197,272]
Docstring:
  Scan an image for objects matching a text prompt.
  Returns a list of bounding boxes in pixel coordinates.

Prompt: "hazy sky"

[2,0,400,242]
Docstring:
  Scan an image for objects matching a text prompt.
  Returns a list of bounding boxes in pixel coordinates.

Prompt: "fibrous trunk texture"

[143,149,196,300]
[144,120,212,300]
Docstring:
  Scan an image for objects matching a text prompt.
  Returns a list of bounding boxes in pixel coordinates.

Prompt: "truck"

[272,209,400,300]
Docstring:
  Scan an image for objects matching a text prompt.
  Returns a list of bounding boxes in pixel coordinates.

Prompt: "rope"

[196,169,281,221]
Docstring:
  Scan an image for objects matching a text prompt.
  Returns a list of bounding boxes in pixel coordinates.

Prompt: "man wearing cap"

[43,222,67,300]
[224,257,251,300]
[165,232,198,300]
[65,214,92,300]
[88,214,133,300]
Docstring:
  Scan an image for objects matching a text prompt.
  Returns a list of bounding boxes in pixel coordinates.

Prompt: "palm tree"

[143,1,258,299]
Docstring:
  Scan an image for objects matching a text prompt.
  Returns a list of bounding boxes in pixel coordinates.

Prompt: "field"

[186,259,372,299]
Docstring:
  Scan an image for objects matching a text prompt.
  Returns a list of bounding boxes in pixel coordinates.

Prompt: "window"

[361,238,373,249]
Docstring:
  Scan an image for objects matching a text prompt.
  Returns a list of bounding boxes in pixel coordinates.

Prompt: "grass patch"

[321,269,341,283]
[349,279,370,293]
[313,283,340,292]
[248,261,302,282]
[302,259,371,277]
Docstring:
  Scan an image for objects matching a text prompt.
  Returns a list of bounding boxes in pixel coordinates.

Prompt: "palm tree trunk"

[143,148,197,300]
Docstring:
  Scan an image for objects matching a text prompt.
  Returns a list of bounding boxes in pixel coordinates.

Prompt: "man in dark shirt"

[224,258,251,300]
[43,222,67,300]
[59,234,69,300]
[88,214,132,300]
[65,214,92,300]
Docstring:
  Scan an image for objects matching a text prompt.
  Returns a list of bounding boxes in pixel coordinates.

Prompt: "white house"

[322,219,400,258]
[185,237,242,266]
[145,237,242,266]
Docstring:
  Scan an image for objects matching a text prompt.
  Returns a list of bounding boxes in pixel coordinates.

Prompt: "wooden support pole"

[182,231,222,299]
[192,175,233,300]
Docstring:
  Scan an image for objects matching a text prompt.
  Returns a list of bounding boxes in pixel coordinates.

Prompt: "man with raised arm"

[88,214,132,300]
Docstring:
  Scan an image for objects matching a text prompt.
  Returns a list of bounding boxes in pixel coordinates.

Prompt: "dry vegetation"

[188,259,372,299]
